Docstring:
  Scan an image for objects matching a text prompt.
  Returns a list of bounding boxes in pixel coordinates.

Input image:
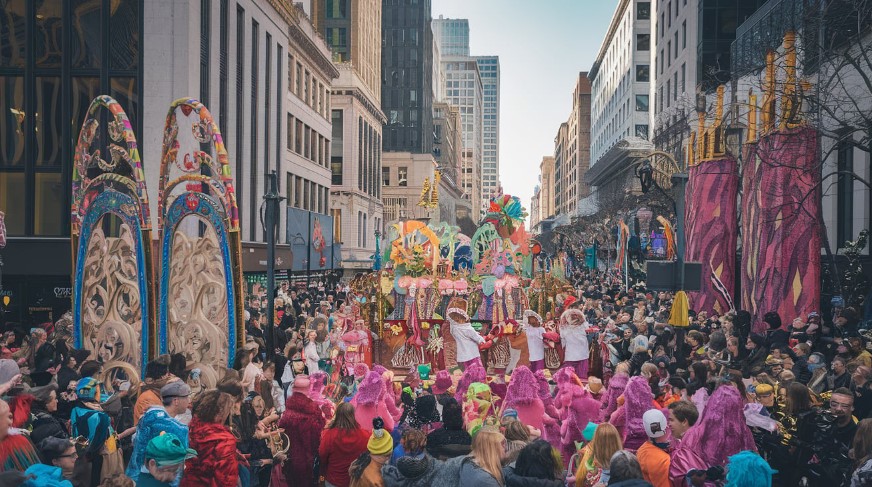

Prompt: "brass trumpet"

[265,424,290,458]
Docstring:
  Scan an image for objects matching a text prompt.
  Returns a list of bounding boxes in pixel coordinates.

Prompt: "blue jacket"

[125,407,189,485]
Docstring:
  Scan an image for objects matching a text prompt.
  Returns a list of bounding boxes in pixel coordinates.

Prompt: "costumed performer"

[505,318,529,374]
[352,370,396,432]
[447,298,492,370]
[560,308,591,379]
[524,310,559,373]
[553,367,601,464]
[676,385,756,467]
[609,375,659,451]
[502,366,548,434]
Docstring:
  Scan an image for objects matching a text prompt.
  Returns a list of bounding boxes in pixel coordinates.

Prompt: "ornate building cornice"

[331,86,387,125]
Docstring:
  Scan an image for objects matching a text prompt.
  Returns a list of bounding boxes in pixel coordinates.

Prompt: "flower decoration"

[483,194,529,235]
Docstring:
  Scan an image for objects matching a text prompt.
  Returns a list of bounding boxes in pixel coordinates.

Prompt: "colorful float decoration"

[359,193,542,373]
[157,98,243,389]
[72,95,154,381]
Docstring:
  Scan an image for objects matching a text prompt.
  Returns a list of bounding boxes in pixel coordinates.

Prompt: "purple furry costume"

[503,366,547,432]
[611,376,657,451]
[554,368,601,464]
[534,369,561,443]
[352,370,395,432]
[601,372,629,420]
[678,385,757,467]
[455,363,486,404]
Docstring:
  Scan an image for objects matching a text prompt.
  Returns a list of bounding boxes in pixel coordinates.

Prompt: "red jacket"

[280,393,327,487]
[318,427,370,487]
[180,417,239,487]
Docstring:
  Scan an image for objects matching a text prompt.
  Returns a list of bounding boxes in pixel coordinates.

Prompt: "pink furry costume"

[609,376,658,451]
[601,371,629,420]
[534,369,561,443]
[308,371,336,421]
[502,366,547,433]
[352,370,395,432]
[372,364,402,422]
[454,362,487,404]
[677,385,757,467]
[553,367,602,464]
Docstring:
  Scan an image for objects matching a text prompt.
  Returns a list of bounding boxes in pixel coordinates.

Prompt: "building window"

[682,20,686,48]
[235,6,245,229]
[331,110,343,185]
[383,167,390,186]
[635,95,649,111]
[673,71,678,100]
[637,2,650,20]
[250,20,259,241]
[218,0,228,135]
[660,49,664,74]
[398,167,408,186]
[287,113,294,150]
[667,2,672,28]
[667,41,671,66]
[674,31,678,57]
[637,34,650,51]
[200,0,210,105]
[666,80,671,107]
[837,139,854,248]
[327,0,347,19]
[295,120,303,153]
[660,12,665,37]
[636,65,649,82]
[681,63,686,91]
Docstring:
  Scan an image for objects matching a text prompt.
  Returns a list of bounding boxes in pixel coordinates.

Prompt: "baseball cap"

[160,381,192,400]
[145,433,197,466]
[643,409,667,439]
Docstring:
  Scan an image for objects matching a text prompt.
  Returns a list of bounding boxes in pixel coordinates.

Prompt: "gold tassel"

[417,177,430,207]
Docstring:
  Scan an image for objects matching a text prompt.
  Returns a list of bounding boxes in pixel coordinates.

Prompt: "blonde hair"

[503,420,530,442]
[615,362,630,375]
[640,363,658,379]
[591,423,623,468]
[471,428,505,484]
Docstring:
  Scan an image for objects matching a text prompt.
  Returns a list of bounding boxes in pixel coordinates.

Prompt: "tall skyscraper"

[381,0,434,155]
[476,56,500,201]
[312,0,385,275]
[433,16,499,217]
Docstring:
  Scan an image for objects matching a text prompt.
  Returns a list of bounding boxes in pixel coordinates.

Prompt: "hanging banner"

[685,157,739,315]
[741,127,821,331]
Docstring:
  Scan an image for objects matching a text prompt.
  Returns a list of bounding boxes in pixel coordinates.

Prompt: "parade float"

[348,193,571,375]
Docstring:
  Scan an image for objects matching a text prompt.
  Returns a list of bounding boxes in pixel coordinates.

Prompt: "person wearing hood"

[179,390,238,487]
[425,398,472,460]
[742,334,767,379]
[502,439,564,487]
[280,375,327,487]
[762,312,788,350]
[70,377,125,484]
[675,385,756,468]
[136,433,197,487]
[125,382,191,484]
[319,402,370,487]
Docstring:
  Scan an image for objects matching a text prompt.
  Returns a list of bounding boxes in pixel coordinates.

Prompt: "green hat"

[145,433,197,466]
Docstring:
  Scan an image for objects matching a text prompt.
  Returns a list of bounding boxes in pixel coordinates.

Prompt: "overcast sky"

[432,0,617,210]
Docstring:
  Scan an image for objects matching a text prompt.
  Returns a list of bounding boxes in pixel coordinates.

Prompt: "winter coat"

[425,427,472,460]
[280,392,327,487]
[126,406,188,484]
[503,465,564,487]
[319,427,370,487]
[351,455,388,487]
[458,456,502,487]
[851,458,872,487]
[179,416,238,487]
[381,454,460,487]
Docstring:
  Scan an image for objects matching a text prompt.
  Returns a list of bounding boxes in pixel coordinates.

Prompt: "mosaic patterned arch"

[157,98,242,387]
[72,95,154,378]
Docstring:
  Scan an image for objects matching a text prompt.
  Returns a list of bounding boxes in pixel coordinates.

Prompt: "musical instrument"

[264,422,290,458]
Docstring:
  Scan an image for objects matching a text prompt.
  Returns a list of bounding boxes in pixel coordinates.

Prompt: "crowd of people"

[0,271,871,487]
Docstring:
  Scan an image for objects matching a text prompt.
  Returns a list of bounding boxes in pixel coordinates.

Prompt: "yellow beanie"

[367,425,393,456]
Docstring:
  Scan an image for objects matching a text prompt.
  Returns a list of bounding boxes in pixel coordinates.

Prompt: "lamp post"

[264,171,285,361]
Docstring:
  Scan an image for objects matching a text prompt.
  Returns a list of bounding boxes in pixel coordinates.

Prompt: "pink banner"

[741,127,821,332]
[685,157,738,315]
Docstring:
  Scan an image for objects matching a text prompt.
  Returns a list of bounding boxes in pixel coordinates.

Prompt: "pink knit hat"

[431,370,453,395]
